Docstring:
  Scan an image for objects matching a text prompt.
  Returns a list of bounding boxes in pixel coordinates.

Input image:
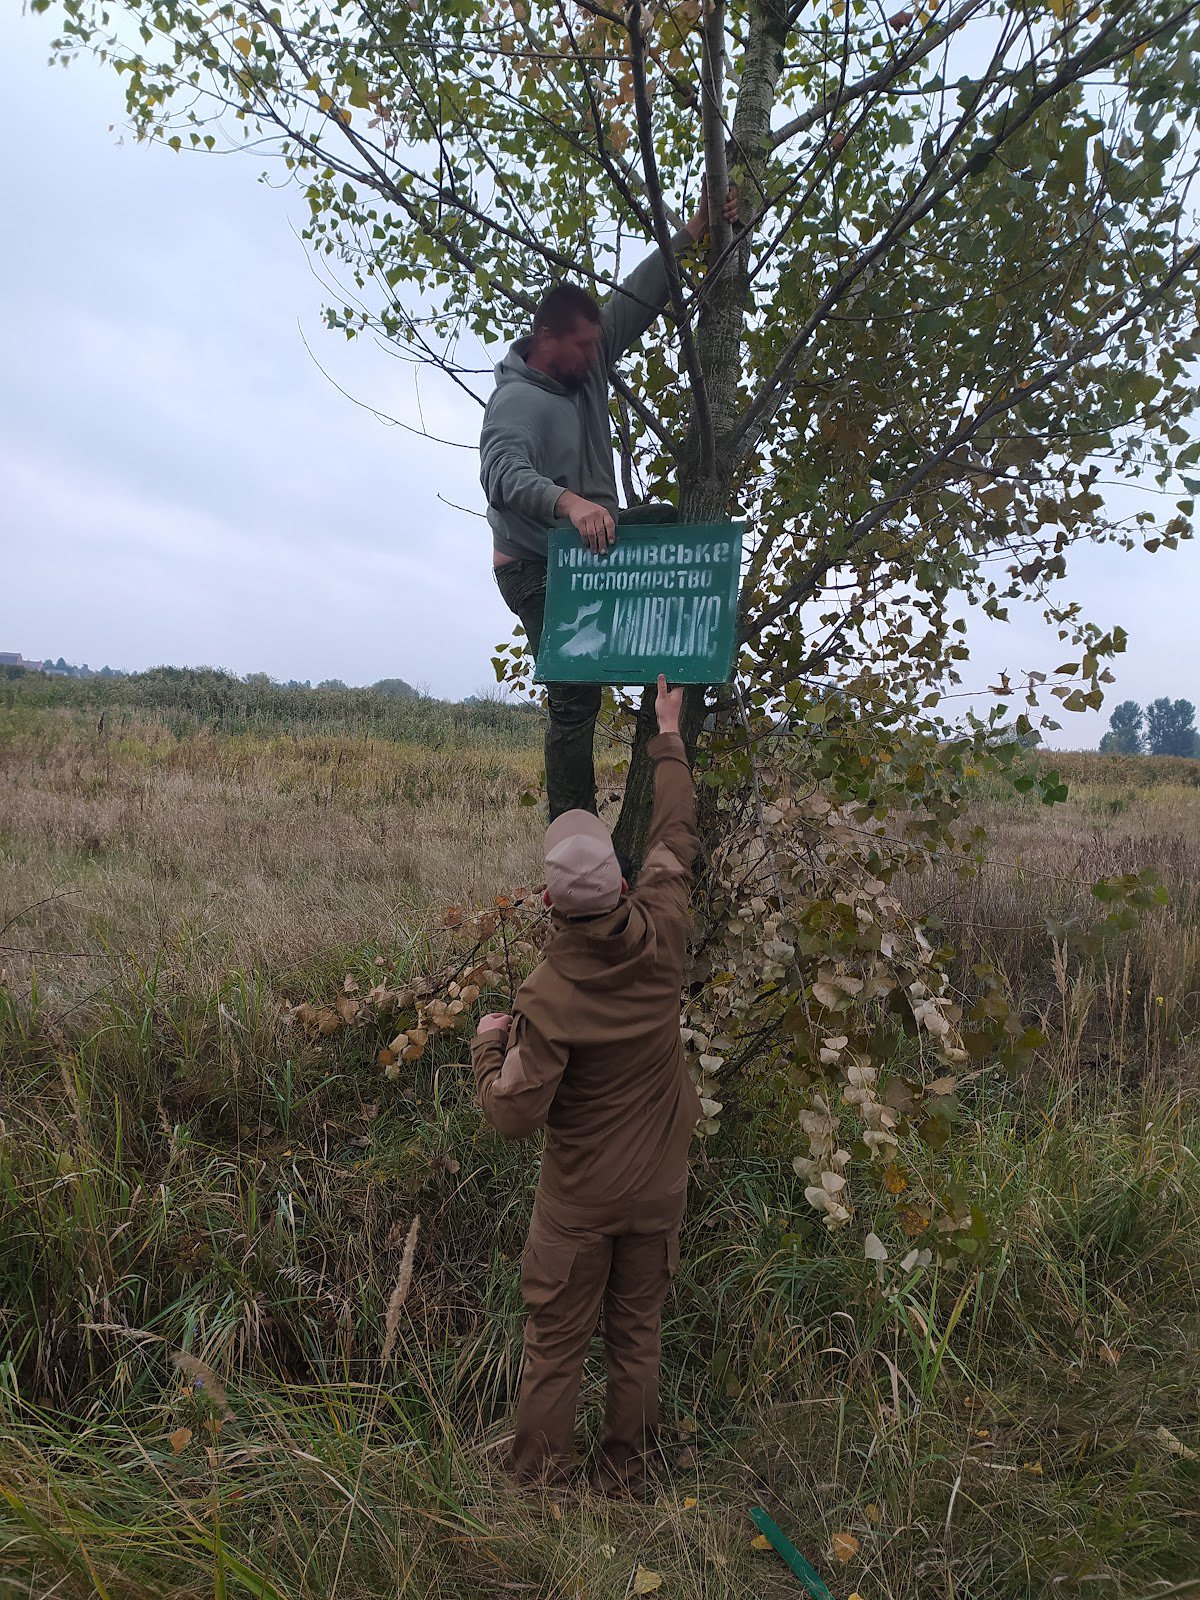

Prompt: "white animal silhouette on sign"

[554,601,608,659]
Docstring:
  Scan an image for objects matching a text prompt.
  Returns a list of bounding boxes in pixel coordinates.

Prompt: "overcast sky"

[3,7,1198,741]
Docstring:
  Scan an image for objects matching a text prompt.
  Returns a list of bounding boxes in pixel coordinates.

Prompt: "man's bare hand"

[557,490,616,555]
[477,1011,513,1039]
[655,673,683,737]
[687,179,740,241]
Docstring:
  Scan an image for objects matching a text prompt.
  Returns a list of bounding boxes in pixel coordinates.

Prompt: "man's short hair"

[533,284,601,338]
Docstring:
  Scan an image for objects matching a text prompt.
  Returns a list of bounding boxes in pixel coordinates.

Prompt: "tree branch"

[611,370,684,461]
[768,0,991,150]
[553,0,658,238]
[747,240,1200,643]
[252,7,623,298]
[700,0,733,264]
[625,0,716,475]
[731,0,1197,465]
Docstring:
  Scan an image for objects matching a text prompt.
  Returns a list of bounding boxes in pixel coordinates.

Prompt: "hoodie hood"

[495,336,571,398]
[545,896,657,988]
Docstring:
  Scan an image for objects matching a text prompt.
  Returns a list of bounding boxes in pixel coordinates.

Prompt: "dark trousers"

[494,560,602,820]
[513,1187,685,1494]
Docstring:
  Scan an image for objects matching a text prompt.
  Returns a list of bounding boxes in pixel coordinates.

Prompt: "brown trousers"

[512,1186,685,1493]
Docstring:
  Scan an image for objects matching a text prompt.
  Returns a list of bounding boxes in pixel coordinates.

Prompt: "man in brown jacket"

[470,675,700,1496]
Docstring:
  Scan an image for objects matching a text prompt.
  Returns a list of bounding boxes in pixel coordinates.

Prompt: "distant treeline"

[1099,699,1199,758]
[1,665,542,750]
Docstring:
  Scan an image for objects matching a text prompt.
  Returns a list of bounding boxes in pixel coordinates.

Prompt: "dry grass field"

[2,672,1199,1600]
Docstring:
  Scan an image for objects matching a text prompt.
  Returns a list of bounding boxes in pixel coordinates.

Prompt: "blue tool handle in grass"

[749,1507,837,1599]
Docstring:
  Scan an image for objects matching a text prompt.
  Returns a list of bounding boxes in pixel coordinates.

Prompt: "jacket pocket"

[520,1232,578,1312]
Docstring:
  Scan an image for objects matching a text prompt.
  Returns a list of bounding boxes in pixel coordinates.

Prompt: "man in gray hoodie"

[480,183,738,823]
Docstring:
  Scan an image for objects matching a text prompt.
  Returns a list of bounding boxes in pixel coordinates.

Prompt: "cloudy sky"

[3,7,1198,739]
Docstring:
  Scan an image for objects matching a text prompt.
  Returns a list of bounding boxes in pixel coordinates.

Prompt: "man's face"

[537,316,603,390]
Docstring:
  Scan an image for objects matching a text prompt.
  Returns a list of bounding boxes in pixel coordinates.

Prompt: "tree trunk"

[611,481,736,868]
[611,680,709,869]
[613,2,788,867]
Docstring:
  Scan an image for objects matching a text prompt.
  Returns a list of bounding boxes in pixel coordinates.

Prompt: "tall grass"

[1,700,1198,1597]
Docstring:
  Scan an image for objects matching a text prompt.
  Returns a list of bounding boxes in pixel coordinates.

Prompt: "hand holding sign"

[555,490,617,555]
[655,674,683,736]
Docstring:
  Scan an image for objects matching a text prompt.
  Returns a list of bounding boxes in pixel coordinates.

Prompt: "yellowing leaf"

[232,35,252,55]
[831,1531,860,1564]
[633,1568,663,1595]
[751,1533,772,1551]
[169,1426,193,1454]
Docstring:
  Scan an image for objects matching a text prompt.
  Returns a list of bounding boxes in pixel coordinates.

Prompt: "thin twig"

[0,889,84,941]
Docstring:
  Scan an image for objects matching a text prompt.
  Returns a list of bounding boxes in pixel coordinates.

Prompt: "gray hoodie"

[479,227,693,562]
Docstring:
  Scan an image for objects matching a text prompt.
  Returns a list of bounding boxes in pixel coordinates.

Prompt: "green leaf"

[344,69,371,109]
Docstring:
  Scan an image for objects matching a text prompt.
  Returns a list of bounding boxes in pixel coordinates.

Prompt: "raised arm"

[632,677,699,932]
[601,181,739,362]
[601,224,696,363]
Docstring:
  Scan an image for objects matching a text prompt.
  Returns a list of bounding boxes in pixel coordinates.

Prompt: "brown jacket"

[471,732,701,1212]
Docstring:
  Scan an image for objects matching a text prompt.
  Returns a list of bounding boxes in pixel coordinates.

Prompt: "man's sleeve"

[479,400,563,523]
[631,731,698,929]
[470,1011,568,1139]
[601,226,695,364]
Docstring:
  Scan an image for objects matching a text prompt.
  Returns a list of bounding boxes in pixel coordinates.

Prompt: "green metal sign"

[534,522,744,686]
